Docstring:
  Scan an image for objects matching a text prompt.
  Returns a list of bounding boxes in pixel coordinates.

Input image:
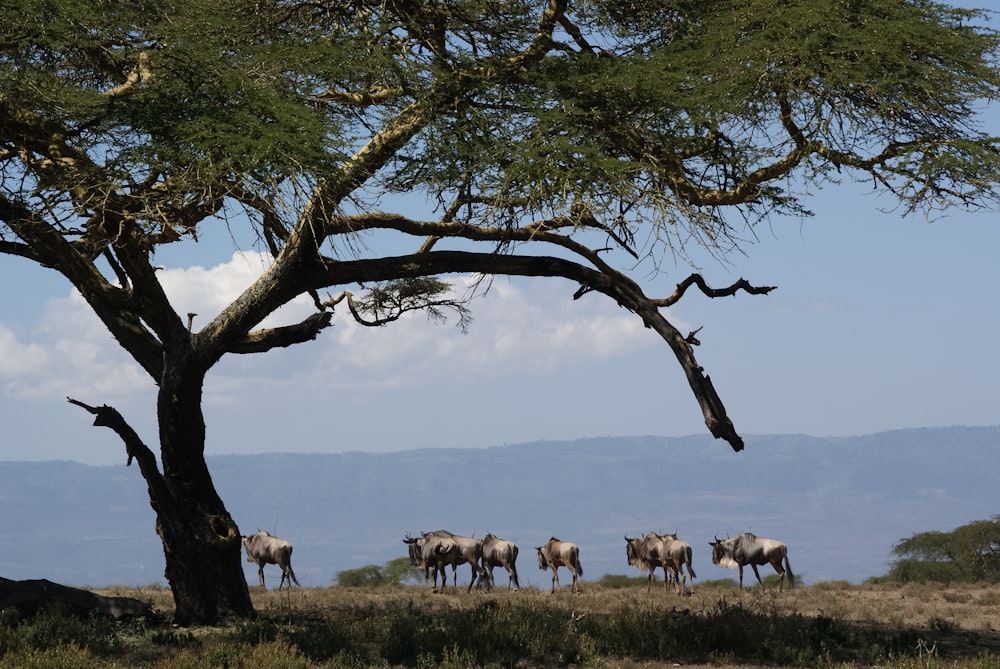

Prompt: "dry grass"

[82,580,1000,668]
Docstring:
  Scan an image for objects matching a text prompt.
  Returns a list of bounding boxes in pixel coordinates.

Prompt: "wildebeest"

[625,532,672,592]
[404,530,488,592]
[709,532,795,590]
[624,531,696,594]
[403,532,458,590]
[482,532,520,590]
[536,537,582,593]
[242,530,300,590]
[660,531,697,594]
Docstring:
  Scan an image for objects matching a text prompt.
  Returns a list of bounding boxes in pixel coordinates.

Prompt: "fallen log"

[0,577,158,621]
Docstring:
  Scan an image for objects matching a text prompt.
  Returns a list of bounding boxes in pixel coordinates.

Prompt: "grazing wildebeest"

[482,532,520,590]
[709,532,795,590]
[403,532,458,591]
[536,537,582,593]
[242,531,300,590]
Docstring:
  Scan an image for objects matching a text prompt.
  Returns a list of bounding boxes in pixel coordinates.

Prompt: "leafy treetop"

[2,0,999,452]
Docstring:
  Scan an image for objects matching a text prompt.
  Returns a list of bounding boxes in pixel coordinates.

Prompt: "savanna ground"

[3,578,1000,668]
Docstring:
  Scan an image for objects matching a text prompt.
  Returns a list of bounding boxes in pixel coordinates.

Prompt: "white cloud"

[157,251,315,330]
[297,274,667,391]
[2,291,151,402]
[0,251,682,413]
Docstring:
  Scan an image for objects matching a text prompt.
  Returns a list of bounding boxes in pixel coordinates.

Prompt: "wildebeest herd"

[243,528,795,593]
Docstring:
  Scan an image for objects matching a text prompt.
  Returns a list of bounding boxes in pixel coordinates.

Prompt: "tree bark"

[69,395,255,626]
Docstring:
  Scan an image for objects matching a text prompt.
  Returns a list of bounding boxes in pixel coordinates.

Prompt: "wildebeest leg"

[550,567,559,593]
[466,564,478,593]
[666,563,681,595]
[257,563,266,589]
[507,564,520,590]
[771,558,786,590]
[750,563,764,587]
[737,564,745,588]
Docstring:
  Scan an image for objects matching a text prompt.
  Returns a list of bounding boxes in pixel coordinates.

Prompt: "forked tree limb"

[67,398,155,469]
[66,398,183,537]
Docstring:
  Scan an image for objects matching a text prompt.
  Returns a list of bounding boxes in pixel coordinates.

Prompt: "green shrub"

[336,558,422,587]
[6,609,122,656]
[885,559,966,584]
[597,574,648,588]
[336,565,387,587]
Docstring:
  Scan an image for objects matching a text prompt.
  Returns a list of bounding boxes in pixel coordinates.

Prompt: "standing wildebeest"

[403,532,458,591]
[536,537,582,593]
[424,530,489,592]
[624,531,696,594]
[242,531,300,590]
[709,532,795,590]
[482,532,520,590]
[404,530,488,592]
[660,531,697,594]
[625,532,673,593]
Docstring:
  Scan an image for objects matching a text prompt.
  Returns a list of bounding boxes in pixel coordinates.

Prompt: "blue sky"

[2,93,999,469]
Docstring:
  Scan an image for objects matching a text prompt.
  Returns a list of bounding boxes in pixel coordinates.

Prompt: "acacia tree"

[2,0,999,623]
[890,517,1000,582]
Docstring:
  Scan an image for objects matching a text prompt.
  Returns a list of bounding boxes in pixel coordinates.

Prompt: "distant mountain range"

[1,426,996,589]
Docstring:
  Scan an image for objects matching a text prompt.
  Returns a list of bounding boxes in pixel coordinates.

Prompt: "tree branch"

[66,398,157,470]
[66,397,188,536]
[226,311,333,354]
[652,274,777,308]
[305,250,762,451]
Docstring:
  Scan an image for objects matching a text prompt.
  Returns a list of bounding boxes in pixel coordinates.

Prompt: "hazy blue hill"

[1,426,997,589]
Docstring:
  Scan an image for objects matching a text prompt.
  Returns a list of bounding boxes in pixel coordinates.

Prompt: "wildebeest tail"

[685,545,697,580]
[575,555,583,578]
[784,555,794,588]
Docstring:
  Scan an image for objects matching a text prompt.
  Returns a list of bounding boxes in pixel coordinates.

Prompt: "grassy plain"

[3,579,1000,668]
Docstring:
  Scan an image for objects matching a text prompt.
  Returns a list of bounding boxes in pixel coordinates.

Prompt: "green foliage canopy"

[4,0,999,452]
[890,516,1000,583]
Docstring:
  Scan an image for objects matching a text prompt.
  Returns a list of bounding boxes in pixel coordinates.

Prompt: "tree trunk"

[156,361,255,625]
[70,368,256,626]
[156,477,255,626]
